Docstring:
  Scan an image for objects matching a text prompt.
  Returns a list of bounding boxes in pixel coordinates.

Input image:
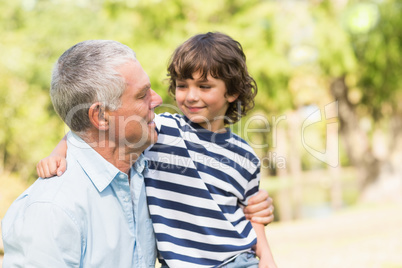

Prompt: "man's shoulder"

[6,153,89,216]
[1,154,92,235]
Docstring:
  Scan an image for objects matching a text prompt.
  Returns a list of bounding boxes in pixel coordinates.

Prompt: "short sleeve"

[2,202,82,268]
[241,164,261,206]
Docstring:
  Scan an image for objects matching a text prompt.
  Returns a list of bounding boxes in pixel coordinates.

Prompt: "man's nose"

[150,89,163,109]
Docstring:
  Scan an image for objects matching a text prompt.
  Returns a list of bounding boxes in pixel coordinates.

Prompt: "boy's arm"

[251,222,277,268]
[36,134,68,178]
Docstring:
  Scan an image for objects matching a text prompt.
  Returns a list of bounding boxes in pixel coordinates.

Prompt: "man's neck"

[80,132,142,174]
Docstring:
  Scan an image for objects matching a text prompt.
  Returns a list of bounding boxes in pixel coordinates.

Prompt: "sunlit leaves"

[1,0,401,180]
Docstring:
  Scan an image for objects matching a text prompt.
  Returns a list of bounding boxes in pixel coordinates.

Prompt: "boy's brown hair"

[167,32,258,125]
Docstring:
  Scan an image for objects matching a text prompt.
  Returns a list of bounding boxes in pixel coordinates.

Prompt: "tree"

[314,0,402,193]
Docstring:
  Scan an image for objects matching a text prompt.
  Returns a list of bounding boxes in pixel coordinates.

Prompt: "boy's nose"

[186,87,199,102]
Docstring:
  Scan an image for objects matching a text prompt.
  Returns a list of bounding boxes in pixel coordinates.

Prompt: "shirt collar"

[67,132,122,192]
[131,153,148,175]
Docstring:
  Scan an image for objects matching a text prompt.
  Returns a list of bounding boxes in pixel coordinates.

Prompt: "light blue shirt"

[1,132,156,267]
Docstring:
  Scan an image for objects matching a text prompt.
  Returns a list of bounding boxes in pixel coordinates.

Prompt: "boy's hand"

[244,189,274,225]
[36,155,67,178]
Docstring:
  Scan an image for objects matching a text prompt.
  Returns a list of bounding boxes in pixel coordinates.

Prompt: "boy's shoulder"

[226,132,260,163]
[156,112,183,121]
[155,112,186,129]
[227,131,253,147]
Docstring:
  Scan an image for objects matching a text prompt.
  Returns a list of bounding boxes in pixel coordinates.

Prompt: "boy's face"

[175,71,238,132]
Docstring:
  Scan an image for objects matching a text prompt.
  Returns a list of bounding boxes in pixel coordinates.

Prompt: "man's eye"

[139,91,148,99]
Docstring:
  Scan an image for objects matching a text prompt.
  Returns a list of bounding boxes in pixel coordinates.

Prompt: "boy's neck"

[198,119,227,133]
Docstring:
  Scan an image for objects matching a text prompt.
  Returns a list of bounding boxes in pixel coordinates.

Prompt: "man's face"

[108,60,162,153]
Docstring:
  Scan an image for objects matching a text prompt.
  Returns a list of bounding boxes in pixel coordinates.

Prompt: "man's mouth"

[148,118,155,126]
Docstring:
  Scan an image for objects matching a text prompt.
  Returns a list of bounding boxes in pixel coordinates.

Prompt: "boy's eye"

[176,84,186,88]
[200,85,211,89]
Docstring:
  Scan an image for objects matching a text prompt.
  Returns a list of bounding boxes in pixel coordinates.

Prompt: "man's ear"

[88,102,109,130]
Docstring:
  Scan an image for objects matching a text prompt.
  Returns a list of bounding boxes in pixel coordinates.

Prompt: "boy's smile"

[175,71,238,132]
[185,106,204,113]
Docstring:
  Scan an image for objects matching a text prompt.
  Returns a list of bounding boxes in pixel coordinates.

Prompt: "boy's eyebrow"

[176,77,209,82]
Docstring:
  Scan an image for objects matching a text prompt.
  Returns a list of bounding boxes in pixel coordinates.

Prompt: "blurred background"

[1,0,401,267]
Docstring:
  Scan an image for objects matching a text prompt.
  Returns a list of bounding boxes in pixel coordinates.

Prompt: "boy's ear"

[227,93,239,103]
[88,102,109,130]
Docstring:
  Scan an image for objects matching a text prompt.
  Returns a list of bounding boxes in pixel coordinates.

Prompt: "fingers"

[56,158,67,176]
[251,214,274,225]
[48,158,59,177]
[42,162,54,178]
[36,162,43,178]
[248,189,269,205]
[250,206,275,225]
[37,160,51,178]
[246,205,274,219]
[245,206,274,224]
[244,190,276,225]
[244,198,272,214]
[36,157,61,178]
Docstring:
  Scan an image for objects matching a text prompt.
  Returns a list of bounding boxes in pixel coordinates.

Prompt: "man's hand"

[244,189,274,225]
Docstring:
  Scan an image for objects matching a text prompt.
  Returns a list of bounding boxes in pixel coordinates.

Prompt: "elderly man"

[2,40,273,267]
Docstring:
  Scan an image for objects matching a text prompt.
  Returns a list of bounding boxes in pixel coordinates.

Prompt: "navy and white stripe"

[144,113,261,267]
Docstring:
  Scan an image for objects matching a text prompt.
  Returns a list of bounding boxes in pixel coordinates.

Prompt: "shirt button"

[124,196,130,202]
[119,174,125,179]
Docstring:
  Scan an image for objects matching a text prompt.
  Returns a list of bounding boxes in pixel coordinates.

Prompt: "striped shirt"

[144,113,261,268]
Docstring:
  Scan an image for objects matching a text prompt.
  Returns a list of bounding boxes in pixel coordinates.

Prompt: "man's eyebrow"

[137,84,151,95]
[142,83,151,90]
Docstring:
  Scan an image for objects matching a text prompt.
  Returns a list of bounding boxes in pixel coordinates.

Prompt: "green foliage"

[1,0,401,182]
[314,0,402,121]
[350,0,402,120]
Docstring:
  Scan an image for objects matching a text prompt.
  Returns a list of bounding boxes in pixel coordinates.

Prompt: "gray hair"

[50,40,137,133]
